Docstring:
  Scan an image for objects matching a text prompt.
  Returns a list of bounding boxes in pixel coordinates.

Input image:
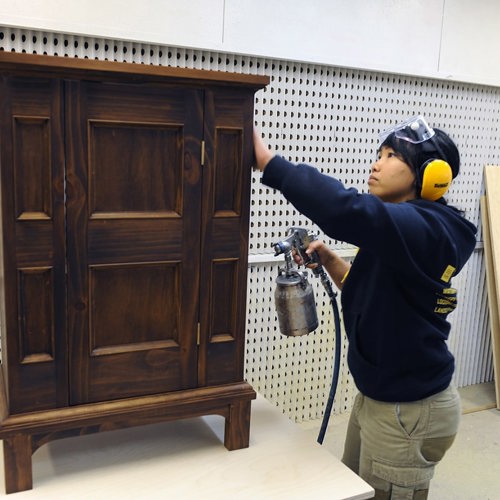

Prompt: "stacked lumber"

[482,165,500,409]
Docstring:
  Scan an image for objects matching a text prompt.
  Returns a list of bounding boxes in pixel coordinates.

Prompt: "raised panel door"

[199,88,254,386]
[65,81,203,404]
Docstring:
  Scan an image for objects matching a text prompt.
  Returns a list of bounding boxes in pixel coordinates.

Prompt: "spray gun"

[273,227,336,337]
[272,227,341,444]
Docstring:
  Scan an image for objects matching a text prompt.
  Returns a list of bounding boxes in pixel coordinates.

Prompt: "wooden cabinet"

[0,52,268,493]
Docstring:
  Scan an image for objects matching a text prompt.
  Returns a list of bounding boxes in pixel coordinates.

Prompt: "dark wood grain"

[0,52,267,494]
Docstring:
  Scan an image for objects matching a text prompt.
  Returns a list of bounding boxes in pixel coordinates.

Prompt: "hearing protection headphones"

[418,157,453,201]
[379,116,455,202]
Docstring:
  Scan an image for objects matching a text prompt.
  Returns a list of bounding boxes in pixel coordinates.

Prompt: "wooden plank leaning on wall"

[482,165,500,409]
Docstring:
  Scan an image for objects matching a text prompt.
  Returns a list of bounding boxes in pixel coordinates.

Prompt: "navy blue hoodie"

[262,155,477,402]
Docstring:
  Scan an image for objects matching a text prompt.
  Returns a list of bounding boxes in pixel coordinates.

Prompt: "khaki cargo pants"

[342,385,460,500]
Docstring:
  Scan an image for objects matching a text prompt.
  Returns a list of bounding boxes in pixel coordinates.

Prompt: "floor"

[299,382,500,500]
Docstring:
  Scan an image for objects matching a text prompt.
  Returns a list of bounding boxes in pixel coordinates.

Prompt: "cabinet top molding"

[0,51,269,89]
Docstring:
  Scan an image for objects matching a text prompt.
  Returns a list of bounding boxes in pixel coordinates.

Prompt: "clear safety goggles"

[378,115,435,145]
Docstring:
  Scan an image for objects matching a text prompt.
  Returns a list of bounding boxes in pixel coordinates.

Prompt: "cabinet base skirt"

[0,381,256,494]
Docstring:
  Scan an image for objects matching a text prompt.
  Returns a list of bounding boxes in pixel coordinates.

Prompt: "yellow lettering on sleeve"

[441,265,456,283]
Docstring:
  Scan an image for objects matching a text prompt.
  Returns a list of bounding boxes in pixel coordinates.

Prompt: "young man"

[253,116,477,499]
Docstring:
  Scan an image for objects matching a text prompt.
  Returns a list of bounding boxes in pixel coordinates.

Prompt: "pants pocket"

[395,401,425,438]
[372,460,434,495]
[421,434,456,462]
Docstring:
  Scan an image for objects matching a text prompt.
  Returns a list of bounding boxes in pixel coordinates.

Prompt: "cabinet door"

[66,81,203,404]
[0,76,67,413]
[199,88,254,386]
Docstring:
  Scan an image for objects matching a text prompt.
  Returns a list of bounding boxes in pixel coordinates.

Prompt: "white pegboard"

[0,26,497,422]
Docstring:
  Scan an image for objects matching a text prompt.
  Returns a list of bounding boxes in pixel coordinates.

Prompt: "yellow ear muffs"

[420,159,453,201]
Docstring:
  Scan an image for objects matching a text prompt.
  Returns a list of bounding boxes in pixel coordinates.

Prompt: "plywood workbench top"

[0,394,373,499]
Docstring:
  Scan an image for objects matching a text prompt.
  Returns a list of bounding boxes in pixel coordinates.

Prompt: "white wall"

[2,0,500,86]
[440,0,500,85]
[1,0,225,50]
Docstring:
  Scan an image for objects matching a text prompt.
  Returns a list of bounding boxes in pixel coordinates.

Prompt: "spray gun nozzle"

[272,240,292,257]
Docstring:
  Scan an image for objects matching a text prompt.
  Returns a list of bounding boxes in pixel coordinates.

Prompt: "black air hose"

[317,275,342,445]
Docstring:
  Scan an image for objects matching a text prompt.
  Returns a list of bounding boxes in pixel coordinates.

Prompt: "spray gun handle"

[302,242,337,299]
[301,248,323,276]
[308,249,321,268]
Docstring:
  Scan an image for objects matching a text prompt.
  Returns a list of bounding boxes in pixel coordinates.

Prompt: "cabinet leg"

[3,434,33,494]
[224,400,251,451]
